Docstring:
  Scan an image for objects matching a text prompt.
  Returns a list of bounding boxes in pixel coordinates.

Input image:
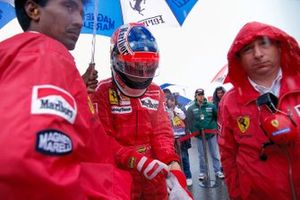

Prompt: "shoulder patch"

[237,116,250,133]
[36,129,72,155]
[31,85,77,124]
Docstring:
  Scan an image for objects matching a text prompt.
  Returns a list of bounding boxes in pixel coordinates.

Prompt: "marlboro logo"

[31,85,77,124]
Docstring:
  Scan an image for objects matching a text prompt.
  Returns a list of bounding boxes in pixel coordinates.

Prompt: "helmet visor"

[115,52,159,78]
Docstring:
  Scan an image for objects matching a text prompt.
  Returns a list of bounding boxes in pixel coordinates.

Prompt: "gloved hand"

[166,170,193,200]
[136,156,169,181]
[115,147,169,183]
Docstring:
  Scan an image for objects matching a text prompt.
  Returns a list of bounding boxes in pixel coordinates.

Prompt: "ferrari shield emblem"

[109,89,118,105]
[237,116,250,133]
[271,119,279,127]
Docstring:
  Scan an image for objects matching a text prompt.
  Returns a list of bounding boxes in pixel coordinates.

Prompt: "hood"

[226,21,300,87]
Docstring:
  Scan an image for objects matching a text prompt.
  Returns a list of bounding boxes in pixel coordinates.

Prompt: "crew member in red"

[218,21,300,200]
[0,0,131,199]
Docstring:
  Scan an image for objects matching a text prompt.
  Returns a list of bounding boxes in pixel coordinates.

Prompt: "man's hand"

[166,170,193,200]
[168,161,181,171]
[82,63,98,93]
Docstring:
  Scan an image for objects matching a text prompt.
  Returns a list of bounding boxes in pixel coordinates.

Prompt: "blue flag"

[0,1,15,29]
[166,0,198,25]
[81,0,124,37]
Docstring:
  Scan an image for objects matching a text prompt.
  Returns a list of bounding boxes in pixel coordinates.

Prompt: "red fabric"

[218,22,300,200]
[0,32,131,199]
[91,78,179,199]
[80,163,132,200]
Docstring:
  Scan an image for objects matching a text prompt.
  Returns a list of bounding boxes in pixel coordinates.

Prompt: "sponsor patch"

[109,89,119,105]
[140,97,159,110]
[272,127,291,136]
[31,85,77,124]
[237,116,250,133]
[270,119,279,128]
[36,129,72,155]
[111,105,132,114]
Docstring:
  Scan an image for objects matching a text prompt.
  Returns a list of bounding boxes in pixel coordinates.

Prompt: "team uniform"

[0,32,131,199]
[218,22,300,200]
[91,78,179,199]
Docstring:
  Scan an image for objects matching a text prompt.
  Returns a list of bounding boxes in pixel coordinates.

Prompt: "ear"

[25,0,40,21]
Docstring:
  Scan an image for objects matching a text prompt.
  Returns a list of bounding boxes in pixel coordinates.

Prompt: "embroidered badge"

[109,89,119,105]
[271,119,279,127]
[237,116,250,133]
[139,97,159,110]
[31,85,77,124]
[111,105,132,114]
[36,129,72,155]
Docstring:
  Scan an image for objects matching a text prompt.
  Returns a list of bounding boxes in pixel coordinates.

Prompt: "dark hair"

[163,88,172,95]
[15,0,48,31]
[15,0,88,31]
[213,86,226,107]
[166,94,175,102]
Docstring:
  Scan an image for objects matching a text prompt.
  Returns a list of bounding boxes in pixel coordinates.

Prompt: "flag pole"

[90,0,98,65]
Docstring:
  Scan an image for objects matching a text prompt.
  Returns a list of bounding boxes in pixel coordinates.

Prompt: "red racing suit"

[218,22,300,200]
[91,78,180,200]
[0,32,131,200]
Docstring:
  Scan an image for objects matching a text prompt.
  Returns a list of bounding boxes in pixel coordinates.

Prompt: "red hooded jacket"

[218,22,300,200]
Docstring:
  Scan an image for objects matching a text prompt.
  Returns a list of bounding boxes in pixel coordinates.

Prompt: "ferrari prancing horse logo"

[271,119,279,127]
[237,116,250,133]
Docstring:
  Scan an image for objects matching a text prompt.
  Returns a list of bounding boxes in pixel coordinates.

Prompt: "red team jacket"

[218,22,300,200]
[0,32,131,199]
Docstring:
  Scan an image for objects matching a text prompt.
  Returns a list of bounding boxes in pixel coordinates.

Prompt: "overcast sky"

[1,0,299,99]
